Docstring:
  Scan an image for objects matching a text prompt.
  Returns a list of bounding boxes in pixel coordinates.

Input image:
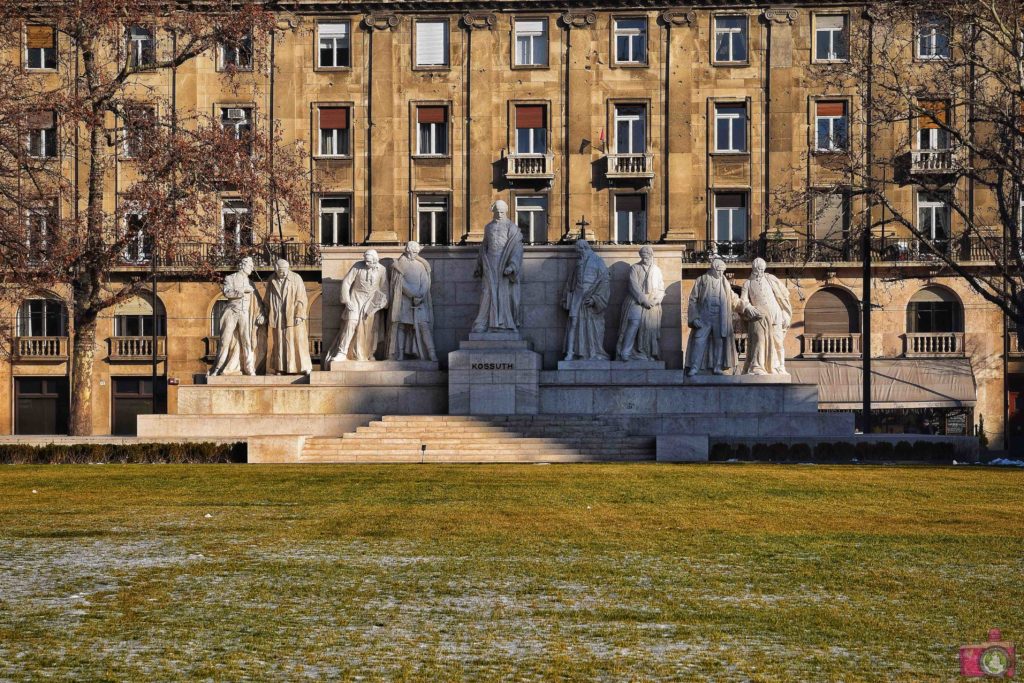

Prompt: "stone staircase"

[300,415,656,463]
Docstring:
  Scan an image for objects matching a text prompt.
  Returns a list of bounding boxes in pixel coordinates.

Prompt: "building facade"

[2,3,1017,449]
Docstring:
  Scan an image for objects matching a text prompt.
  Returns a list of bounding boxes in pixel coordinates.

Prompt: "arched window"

[114,295,166,336]
[17,298,67,337]
[907,287,963,333]
[805,288,860,334]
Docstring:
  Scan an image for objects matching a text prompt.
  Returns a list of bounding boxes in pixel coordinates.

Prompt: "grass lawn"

[0,463,1021,681]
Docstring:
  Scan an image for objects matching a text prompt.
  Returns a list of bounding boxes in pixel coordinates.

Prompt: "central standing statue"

[562,239,610,361]
[209,256,264,377]
[685,258,740,376]
[266,259,313,375]
[740,257,792,375]
[387,241,437,361]
[328,249,389,363]
[616,246,665,361]
[471,199,523,333]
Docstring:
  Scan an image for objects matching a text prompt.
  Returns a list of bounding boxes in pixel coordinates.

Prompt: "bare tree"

[777,0,1024,340]
[0,1,310,434]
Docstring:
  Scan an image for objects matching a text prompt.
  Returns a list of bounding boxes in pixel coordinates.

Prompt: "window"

[908,287,962,333]
[25,203,54,262]
[26,25,56,70]
[416,196,450,245]
[319,196,352,245]
[220,106,252,141]
[614,18,647,64]
[318,22,350,68]
[917,100,950,150]
[220,33,253,70]
[917,191,950,242]
[514,19,548,66]
[614,194,647,243]
[18,299,66,337]
[614,105,646,154]
[714,192,748,243]
[123,210,151,263]
[122,106,155,159]
[515,105,547,154]
[318,107,351,157]
[416,106,448,156]
[515,196,548,243]
[815,101,848,151]
[415,20,449,68]
[26,110,57,158]
[221,199,252,246]
[714,103,746,153]
[127,26,156,69]
[814,15,848,61]
[917,13,950,59]
[115,311,165,337]
[714,16,747,63]
[812,190,851,240]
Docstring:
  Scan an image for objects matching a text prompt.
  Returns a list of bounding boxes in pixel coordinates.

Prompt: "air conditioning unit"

[226,108,247,120]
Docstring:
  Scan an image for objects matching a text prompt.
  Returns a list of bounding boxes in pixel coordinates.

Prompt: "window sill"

[811,58,850,65]
[914,55,951,63]
[712,60,751,67]
[710,151,750,157]
[811,149,849,156]
[314,155,354,161]
[612,61,650,69]
[412,65,451,72]
[412,154,452,161]
[25,67,58,73]
[511,63,550,70]
[216,66,255,73]
[313,65,353,73]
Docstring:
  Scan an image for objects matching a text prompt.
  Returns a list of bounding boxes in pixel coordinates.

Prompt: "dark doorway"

[112,377,166,436]
[15,377,69,435]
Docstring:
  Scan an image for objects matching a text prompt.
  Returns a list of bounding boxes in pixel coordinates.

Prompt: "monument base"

[324,359,439,372]
[448,333,541,415]
[557,359,666,371]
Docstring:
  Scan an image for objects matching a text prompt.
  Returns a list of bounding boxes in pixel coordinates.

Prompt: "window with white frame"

[127,26,156,69]
[714,103,746,152]
[815,101,849,151]
[614,18,647,64]
[123,209,152,263]
[815,15,848,61]
[614,105,646,154]
[515,196,548,243]
[514,18,548,66]
[318,22,350,68]
[415,20,449,68]
[26,110,57,158]
[917,191,950,241]
[614,194,647,243]
[318,107,351,157]
[122,106,155,159]
[25,203,54,261]
[25,25,56,69]
[416,106,448,156]
[416,196,450,245]
[220,33,253,70]
[714,16,747,63]
[18,299,66,337]
[515,105,547,154]
[221,199,252,246]
[917,13,950,59]
[714,192,748,243]
[917,100,951,150]
[319,196,352,245]
[220,106,252,140]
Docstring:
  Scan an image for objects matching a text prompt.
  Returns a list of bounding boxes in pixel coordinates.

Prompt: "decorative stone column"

[660,9,696,242]
[365,13,401,243]
[560,11,597,242]
[461,12,497,244]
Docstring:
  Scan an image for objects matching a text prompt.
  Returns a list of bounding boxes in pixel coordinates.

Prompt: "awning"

[788,358,977,409]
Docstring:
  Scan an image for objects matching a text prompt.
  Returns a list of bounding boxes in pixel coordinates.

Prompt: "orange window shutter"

[417,106,447,124]
[816,101,846,117]
[516,105,545,129]
[919,100,948,129]
[26,110,55,129]
[26,25,54,49]
[319,107,349,129]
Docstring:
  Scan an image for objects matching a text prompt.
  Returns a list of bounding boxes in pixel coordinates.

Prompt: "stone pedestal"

[448,332,541,415]
[324,359,439,372]
[557,359,666,371]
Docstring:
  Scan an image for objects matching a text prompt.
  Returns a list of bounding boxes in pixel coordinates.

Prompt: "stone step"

[299,452,653,463]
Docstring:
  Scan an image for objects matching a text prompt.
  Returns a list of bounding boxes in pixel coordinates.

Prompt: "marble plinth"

[325,359,439,372]
[448,334,541,415]
[683,372,792,385]
[656,435,709,462]
[205,374,310,385]
[557,359,666,371]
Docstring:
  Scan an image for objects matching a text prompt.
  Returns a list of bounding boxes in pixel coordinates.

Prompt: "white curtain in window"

[416,21,447,65]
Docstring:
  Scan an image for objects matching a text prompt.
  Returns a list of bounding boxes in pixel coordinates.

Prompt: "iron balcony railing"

[108,336,167,361]
[910,147,964,174]
[125,241,322,269]
[506,153,555,180]
[14,336,69,361]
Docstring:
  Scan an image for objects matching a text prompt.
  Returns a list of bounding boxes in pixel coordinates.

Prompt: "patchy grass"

[0,464,1021,681]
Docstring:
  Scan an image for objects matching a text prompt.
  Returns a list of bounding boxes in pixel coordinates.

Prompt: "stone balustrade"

[108,336,167,361]
[802,333,862,357]
[606,153,655,179]
[905,332,965,357]
[15,336,68,361]
[506,153,554,180]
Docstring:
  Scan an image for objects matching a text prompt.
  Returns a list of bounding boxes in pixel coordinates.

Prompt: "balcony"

[505,153,554,182]
[910,147,964,174]
[14,336,69,362]
[141,241,322,270]
[108,336,167,361]
[802,333,862,357]
[904,332,965,357]
[605,153,654,180]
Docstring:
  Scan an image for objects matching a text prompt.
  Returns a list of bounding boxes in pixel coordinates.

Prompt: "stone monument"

[685,258,740,376]
[616,245,665,362]
[562,239,610,361]
[208,256,264,377]
[386,241,437,362]
[327,249,389,363]
[471,199,523,334]
[740,257,792,376]
[265,258,313,376]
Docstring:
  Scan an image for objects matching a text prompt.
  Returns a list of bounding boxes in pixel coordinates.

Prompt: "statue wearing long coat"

[616,261,665,361]
[684,271,740,374]
[265,270,313,375]
[563,248,611,360]
[472,218,523,332]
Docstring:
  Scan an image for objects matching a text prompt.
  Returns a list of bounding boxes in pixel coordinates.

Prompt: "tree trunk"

[69,315,97,435]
